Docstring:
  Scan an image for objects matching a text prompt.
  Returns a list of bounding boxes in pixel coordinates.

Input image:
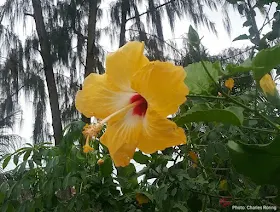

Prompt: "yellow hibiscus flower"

[75,41,189,167]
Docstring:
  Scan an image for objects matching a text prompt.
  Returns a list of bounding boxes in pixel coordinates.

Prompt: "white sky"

[0,0,276,144]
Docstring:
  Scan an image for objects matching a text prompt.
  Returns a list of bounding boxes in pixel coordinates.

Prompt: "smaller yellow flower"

[219,179,228,191]
[136,193,149,205]
[189,151,198,168]
[97,159,104,165]
[83,136,94,153]
[260,74,276,96]
[83,144,94,153]
[225,78,234,91]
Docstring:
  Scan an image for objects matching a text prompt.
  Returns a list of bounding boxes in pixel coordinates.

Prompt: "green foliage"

[228,138,280,186]
[233,34,249,42]
[184,61,219,95]
[252,45,280,80]
[176,104,244,126]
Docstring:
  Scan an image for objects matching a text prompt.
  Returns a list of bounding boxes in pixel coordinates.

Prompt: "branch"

[259,3,273,34]
[126,0,177,22]
[73,28,88,40]
[187,188,276,200]
[24,13,34,18]
[127,28,183,57]
[0,110,22,126]
[187,94,226,100]
[241,126,277,134]
[216,47,254,62]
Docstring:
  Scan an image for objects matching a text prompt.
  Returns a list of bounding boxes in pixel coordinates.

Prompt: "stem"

[187,94,225,100]
[201,196,207,212]
[126,0,176,22]
[186,187,276,200]
[241,126,277,134]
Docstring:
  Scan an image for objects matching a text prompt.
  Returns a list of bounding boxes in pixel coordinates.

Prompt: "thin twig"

[187,94,226,100]
[24,13,34,18]
[241,126,277,134]
[259,3,273,34]
[126,0,177,22]
[127,28,184,57]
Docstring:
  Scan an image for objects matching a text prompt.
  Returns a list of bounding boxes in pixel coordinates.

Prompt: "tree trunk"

[119,0,127,47]
[82,0,98,124]
[31,0,62,145]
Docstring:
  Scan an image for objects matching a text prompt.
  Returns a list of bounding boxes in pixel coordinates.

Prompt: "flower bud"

[225,78,234,91]
[97,159,104,165]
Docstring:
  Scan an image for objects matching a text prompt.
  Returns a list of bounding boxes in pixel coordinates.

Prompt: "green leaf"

[173,203,189,212]
[188,25,200,47]
[184,61,219,95]
[133,151,150,164]
[227,138,280,186]
[214,143,229,160]
[243,20,251,27]
[233,34,249,42]
[171,188,177,196]
[23,149,32,161]
[0,192,5,204]
[225,60,252,75]
[213,61,225,76]
[252,45,280,80]
[63,173,72,189]
[176,104,244,126]
[100,157,113,177]
[117,163,136,177]
[28,160,34,169]
[13,155,19,166]
[0,182,9,194]
[18,161,27,174]
[2,155,11,169]
[204,143,215,164]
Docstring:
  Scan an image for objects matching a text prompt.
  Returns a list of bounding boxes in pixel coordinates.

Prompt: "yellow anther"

[82,123,103,138]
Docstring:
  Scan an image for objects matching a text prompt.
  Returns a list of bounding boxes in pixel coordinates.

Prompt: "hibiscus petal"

[106,41,149,91]
[137,108,186,154]
[100,109,143,167]
[75,73,134,119]
[131,61,189,117]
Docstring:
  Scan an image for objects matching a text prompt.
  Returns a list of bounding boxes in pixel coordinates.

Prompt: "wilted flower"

[189,151,198,168]
[136,193,149,205]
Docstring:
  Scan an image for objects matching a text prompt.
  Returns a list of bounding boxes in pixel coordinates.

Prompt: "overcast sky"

[0,0,276,145]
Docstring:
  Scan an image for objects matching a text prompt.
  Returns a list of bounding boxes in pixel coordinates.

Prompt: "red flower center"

[130,94,148,116]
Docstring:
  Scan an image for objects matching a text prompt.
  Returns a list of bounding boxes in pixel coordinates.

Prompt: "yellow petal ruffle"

[131,61,189,117]
[106,41,149,91]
